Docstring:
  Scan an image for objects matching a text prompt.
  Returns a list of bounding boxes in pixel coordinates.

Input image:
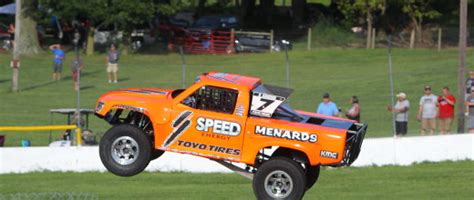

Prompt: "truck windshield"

[251,84,304,122]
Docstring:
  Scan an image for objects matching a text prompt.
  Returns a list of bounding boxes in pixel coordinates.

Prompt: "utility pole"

[458,0,467,133]
[12,0,21,92]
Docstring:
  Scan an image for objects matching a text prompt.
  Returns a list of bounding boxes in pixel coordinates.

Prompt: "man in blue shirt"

[316,93,339,116]
[49,44,65,81]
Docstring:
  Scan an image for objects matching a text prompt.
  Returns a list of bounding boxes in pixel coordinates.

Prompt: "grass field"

[0,48,473,146]
[0,161,472,199]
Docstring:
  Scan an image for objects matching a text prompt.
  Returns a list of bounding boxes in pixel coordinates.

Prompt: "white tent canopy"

[0,3,15,15]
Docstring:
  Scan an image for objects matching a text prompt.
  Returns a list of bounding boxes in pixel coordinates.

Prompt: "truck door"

[163,85,249,161]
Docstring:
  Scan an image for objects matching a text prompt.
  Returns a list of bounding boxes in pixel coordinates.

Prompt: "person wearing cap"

[437,86,456,134]
[417,86,438,135]
[106,44,120,83]
[388,92,410,136]
[464,87,474,133]
[316,93,339,117]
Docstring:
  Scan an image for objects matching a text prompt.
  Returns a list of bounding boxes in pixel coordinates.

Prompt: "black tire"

[253,157,306,200]
[305,165,320,190]
[150,149,165,161]
[99,124,151,177]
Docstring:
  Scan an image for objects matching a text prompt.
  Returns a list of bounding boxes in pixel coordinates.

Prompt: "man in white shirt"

[417,85,438,135]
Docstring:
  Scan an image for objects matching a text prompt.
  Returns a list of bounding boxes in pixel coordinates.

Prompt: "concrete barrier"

[1,134,472,174]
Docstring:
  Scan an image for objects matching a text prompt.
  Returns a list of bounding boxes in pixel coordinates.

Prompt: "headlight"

[95,102,105,113]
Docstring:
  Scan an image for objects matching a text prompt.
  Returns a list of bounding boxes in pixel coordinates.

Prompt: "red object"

[0,135,5,147]
[438,95,456,119]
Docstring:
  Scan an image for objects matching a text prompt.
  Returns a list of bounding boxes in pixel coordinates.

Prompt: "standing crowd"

[315,75,474,137]
[48,44,120,91]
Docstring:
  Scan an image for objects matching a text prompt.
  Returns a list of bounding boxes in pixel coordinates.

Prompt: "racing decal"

[113,105,145,113]
[172,111,193,128]
[163,111,193,147]
[320,150,338,159]
[255,125,318,143]
[250,92,285,118]
[123,89,167,95]
[235,105,245,117]
[177,140,240,156]
[196,117,241,136]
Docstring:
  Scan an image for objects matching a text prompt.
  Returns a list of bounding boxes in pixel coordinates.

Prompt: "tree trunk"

[366,9,372,49]
[458,0,467,133]
[261,0,275,25]
[16,0,42,55]
[86,27,95,55]
[414,17,422,44]
[241,0,256,23]
[409,28,415,49]
[291,0,306,25]
[198,0,207,16]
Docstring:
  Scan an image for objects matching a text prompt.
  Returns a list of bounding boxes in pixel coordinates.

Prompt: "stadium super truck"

[95,72,367,200]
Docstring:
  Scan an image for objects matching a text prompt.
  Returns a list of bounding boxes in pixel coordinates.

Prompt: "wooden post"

[371,28,376,49]
[437,28,442,52]
[366,27,371,49]
[12,0,21,92]
[458,0,467,133]
[270,29,274,52]
[409,29,415,49]
[307,27,311,51]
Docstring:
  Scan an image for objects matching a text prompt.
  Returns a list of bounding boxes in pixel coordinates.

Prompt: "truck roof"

[201,72,261,91]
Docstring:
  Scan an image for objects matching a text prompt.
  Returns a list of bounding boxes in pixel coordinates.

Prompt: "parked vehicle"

[235,34,292,53]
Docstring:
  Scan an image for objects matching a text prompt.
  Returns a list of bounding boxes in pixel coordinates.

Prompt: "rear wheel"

[253,157,306,200]
[99,124,151,176]
[305,165,320,190]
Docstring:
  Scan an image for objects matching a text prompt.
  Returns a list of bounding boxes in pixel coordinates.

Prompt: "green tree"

[106,0,156,54]
[40,0,156,55]
[402,0,440,44]
[337,0,386,49]
[41,0,108,55]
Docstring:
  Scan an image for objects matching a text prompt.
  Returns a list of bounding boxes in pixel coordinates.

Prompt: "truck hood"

[95,87,173,117]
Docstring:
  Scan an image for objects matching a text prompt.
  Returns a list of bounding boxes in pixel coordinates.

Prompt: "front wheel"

[253,157,306,200]
[99,124,151,176]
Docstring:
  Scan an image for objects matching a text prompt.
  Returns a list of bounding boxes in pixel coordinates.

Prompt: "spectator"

[417,85,438,135]
[49,44,65,81]
[465,87,474,133]
[438,87,456,134]
[466,71,474,99]
[8,23,15,47]
[71,55,83,91]
[346,96,360,122]
[316,93,339,117]
[106,44,120,83]
[388,92,410,137]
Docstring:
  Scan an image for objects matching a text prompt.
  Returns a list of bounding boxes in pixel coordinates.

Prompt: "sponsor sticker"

[196,117,241,136]
[177,140,240,156]
[320,150,338,159]
[163,111,193,148]
[254,125,318,143]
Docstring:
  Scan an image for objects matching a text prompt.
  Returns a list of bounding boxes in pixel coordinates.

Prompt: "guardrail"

[0,125,82,146]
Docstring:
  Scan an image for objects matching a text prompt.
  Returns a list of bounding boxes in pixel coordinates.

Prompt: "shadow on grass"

[21,69,102,92]
[80,85,95,90]
[0,79,11,84]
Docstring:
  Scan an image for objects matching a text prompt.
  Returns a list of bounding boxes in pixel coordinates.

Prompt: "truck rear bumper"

[336,123,368,166]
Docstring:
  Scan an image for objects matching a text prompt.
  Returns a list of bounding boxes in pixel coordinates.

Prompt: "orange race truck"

[95,72,367,200]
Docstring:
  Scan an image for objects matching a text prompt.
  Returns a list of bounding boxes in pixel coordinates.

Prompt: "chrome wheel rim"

[264,170,293,199]
[111,136,139,165]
